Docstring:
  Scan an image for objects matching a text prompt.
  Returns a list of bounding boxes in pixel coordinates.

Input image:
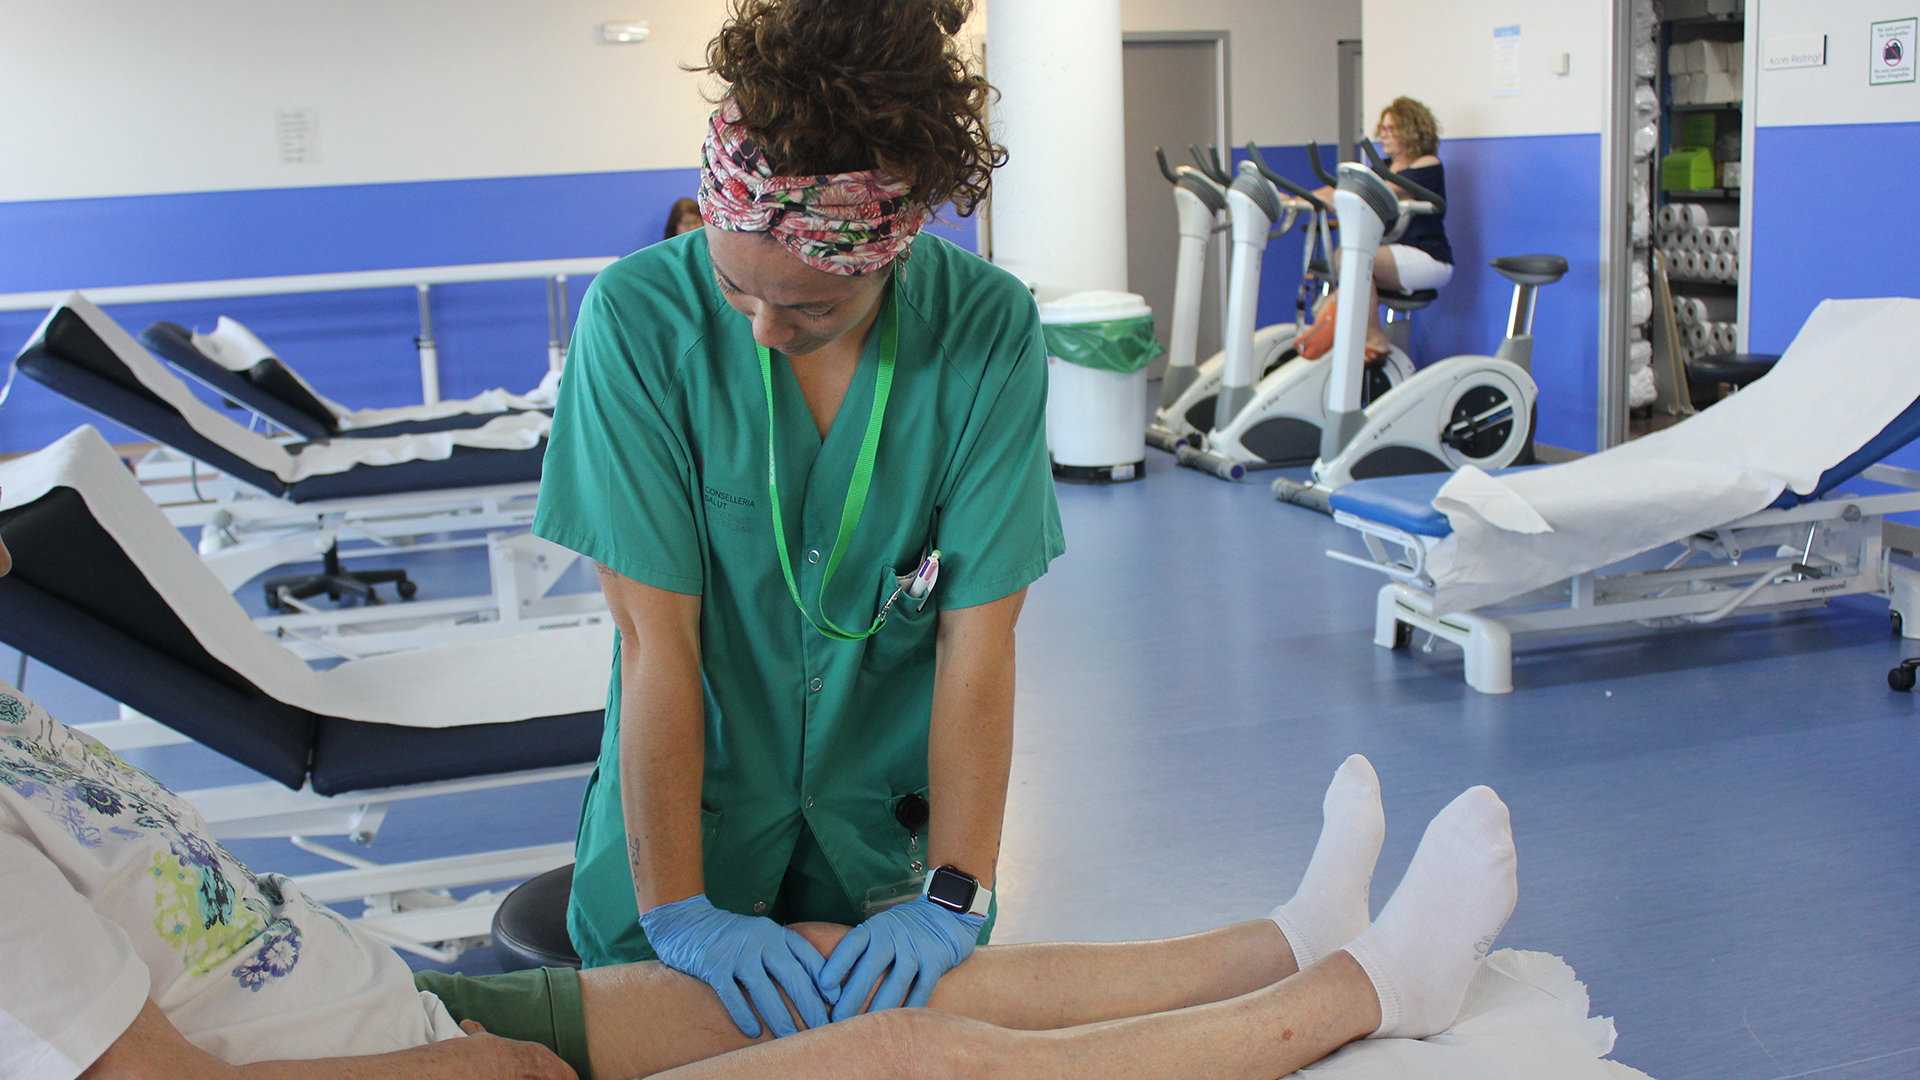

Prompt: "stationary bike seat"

[1377,288,1438,312]
[1489,254,1569,286]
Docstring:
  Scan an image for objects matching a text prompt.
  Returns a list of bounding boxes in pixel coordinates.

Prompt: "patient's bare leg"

[580,918,1299,1079]
[581,758,1388,1077]
[603,951,1379,1080]
[584,785,1513,1079]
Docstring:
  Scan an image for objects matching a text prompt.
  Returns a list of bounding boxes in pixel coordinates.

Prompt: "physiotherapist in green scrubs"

[533,0,1063,1043]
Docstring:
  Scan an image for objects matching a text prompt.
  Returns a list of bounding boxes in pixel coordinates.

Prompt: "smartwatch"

[920,864,993,917]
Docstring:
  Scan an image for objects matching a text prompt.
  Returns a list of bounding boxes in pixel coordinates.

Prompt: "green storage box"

[1679,112,1717,148]
[1662,147,1716,192]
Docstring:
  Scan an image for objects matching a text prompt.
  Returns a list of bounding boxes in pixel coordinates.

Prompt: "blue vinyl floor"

[10,448,1920,1080]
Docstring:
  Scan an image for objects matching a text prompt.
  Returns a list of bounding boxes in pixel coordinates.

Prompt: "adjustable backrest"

[0,488,317,788]
[16,308,290,496]
[141,321,340,442]
[1805,393,1920,502]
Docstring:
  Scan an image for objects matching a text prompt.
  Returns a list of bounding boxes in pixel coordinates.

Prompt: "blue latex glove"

[817,896,985,1021]
[638,894,831,1038]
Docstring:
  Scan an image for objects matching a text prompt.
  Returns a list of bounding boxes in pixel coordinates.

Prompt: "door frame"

[1120,30,1232,160]
[1121,30,1232,357]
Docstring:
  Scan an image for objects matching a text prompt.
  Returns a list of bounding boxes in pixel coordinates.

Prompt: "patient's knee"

[789,921,852,957]
[873,1009,999,1080]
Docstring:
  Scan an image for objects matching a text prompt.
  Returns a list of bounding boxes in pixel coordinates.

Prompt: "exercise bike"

[1146,147,1324,454]
[1273,141,1568,511]
[1175,145,1415,481]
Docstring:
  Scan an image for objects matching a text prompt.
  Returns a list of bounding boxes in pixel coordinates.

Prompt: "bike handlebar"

[1189,145,1233,187]
[1246,143,1328,213]
[1357,139,1446,214]
[1306,142,1339,188]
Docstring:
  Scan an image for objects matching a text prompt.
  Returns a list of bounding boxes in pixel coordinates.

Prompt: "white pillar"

[985,0,1128,303]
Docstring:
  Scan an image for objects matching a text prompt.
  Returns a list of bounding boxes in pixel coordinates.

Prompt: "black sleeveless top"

[1392,162,1452,266]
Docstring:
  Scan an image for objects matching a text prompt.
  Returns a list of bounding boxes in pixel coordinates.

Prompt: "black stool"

[1376,288,1438,353]
[492,863,582,972]
[262,542,417,612]
[1686,352,1779,411]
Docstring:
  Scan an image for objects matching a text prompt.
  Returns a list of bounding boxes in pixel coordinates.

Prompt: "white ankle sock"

[1268,755,1384,971]
[1342,786,1517,1040]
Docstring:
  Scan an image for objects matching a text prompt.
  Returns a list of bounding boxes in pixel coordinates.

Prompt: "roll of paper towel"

[1631,286,1653,323]
[1674,202,1739,227]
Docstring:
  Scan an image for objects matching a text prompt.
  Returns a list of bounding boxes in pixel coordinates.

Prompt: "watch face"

[925,866,976,912]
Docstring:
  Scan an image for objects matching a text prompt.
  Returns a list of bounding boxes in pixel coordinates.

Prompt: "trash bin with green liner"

[1041,290,1163,483]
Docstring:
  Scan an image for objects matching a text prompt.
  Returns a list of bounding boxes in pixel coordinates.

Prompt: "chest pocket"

[863,561,938,673]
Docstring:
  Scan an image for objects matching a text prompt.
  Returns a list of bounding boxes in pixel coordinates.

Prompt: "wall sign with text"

[1871,18,1916,85]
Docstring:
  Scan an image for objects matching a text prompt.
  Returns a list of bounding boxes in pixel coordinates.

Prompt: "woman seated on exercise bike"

[1298,96,1453,360]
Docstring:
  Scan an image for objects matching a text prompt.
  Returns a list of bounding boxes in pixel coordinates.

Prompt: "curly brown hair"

[1378,96,1441,159]
[699,0,1004,216]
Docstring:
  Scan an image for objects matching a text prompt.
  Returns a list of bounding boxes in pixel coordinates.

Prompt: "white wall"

[0,0,732,202]
[0,0,1356,205]
[1361,0,1607,139]
[1752,0,1920,127]
[1121,0,1360,145]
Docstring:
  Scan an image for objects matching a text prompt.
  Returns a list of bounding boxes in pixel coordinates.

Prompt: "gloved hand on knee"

[638,894,830,1038]
[816,896,985,1021]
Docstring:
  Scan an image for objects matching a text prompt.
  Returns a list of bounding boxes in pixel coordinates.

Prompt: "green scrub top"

[535,229,1065,968]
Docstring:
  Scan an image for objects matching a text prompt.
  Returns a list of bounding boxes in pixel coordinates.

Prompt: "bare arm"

[81,998,574,1080]
[599,564,708,912]
[925,588,1026,889]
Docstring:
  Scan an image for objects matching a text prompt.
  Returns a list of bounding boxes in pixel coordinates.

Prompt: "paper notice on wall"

[1493,25,1522,97]
[276,108,318,165]
[1871,18,1916,85]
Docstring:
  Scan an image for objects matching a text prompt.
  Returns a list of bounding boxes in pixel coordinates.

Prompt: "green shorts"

[414,967,593,1080]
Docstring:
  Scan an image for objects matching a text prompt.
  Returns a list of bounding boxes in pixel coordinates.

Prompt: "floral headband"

[697,102,929,276]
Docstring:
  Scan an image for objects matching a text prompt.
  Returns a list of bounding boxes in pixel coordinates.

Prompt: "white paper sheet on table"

[193,315,558,429]
[1296,950,1653,1079]
[1425,298,1920,615]
[0,427,613,728]
[46,296,550,485]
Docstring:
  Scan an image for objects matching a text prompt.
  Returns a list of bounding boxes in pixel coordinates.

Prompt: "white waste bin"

[1041,291,1161,483]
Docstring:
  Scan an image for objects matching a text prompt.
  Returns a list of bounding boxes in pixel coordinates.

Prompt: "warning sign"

[1870,18,1916,85]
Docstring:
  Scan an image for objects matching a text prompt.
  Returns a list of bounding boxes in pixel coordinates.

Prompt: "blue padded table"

[1330,390,1920,538]
[0,486,600,795]
[141,321,546,443]
[16,305,547,503]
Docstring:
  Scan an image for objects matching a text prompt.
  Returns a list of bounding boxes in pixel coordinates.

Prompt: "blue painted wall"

[1237,135,1601,453]
[0,170,978,455]
[1747,120,1920,480]
[1747,121,1920,349]
[1405,133,1601,454]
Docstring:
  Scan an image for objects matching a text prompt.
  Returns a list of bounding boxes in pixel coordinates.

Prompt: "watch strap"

[921,866,993,918]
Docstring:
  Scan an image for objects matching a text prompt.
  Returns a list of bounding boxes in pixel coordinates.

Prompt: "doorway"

[1121,33,1229,379]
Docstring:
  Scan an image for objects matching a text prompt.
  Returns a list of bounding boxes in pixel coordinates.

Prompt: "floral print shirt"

[0,683,461,1080]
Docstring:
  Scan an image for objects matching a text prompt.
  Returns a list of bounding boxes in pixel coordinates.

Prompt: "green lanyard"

[760,299,897,641]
